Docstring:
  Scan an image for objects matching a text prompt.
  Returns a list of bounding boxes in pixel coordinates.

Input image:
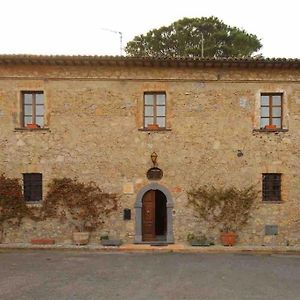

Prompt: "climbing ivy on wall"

[187,185,259,232]
[0,174,119,234]
[0,174,31,230]
[42,177,119,232]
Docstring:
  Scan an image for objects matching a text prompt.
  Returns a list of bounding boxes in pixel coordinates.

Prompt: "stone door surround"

[134,183,174,243]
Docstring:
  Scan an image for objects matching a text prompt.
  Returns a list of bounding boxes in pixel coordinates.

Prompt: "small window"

[260,93,282,129]
[144,92,166,129]
[22,92,44,128]
[23,173,43,202]
[262,173,281,202]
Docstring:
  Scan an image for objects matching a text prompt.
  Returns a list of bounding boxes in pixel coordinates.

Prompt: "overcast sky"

[1,0,299,58]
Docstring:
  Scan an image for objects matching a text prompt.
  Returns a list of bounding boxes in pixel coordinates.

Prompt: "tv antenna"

[101,28,123,56]
[200,32,204,58]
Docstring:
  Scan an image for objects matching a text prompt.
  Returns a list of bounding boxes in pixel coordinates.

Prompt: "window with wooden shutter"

[23,173,43,202]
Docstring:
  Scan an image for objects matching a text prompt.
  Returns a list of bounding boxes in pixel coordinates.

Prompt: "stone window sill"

[261,201,283,204]
[138,128,172,132]
[14,127,50,132]
[253,128,288,133]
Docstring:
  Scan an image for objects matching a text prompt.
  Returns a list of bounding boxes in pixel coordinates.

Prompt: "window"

[260,93,282,129]
[22,92,44,127]
[144,92,166,129]
[23,173,43,202]
[262,173,281,202]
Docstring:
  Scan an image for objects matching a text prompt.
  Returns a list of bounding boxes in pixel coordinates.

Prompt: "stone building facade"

[0,55,299,245]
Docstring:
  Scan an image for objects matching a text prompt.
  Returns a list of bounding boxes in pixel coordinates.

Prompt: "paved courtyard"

[0,250,300,300]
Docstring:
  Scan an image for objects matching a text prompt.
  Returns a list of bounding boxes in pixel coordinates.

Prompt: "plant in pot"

[42,178,118,246]
[264,124,277,131]
[147,124,159,130]
[187,185,258,246]
[187,233,213,247]
[26,123,40,129]
[0,174,31,243]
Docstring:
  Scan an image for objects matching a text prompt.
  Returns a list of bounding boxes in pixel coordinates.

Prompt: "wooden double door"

[142,190,167,241]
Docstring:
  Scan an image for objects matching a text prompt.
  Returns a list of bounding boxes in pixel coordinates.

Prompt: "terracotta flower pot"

[31,238,55,245]
[220,232,237,246]
[26,123,40,129]
[72,232,90,245]
[264,124,276,130]
[147,124,159,130]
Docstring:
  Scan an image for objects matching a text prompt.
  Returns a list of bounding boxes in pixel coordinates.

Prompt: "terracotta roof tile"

[0,54,299,69]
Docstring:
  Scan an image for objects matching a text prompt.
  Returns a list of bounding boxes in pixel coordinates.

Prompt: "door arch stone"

[134,183,174,243]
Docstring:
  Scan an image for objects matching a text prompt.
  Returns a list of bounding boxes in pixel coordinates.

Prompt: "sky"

[0,0,299,58]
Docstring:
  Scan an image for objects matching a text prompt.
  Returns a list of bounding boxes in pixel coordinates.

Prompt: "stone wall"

[0,63,300,245]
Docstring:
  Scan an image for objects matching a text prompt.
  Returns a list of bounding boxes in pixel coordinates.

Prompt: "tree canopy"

[125,17,262,58]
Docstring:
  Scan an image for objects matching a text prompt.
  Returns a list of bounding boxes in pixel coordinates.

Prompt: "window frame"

[262,173,282,202]
[260,93,283,129]
[21,91,44,128]
[143,92,166,129]
[23,173,43,202]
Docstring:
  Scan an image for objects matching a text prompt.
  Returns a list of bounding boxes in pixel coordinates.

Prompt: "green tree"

[125,17,262,58]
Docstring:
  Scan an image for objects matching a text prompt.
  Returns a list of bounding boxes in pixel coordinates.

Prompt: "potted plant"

[42,178,118,246]
[99,232,123,247]
[70,217,92,246]
[220,231,237,246]
[264,124,276,131]
[187,233,213,247]
[187,185,258,246]
[100,236,123,247]
[147,124,159,130]
[100,233,109,241]
[72,231,90,246]
[26,123,40,129]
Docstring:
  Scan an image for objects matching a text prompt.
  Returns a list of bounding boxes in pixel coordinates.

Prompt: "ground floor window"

[23,173,43,202]
[262,173,281,202]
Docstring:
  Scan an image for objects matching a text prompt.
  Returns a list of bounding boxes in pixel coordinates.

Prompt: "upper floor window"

[144,92,166,129]
[23,173,43,202]
[260,93,282,129]
[262,173,281,202]
[22,92,44,128]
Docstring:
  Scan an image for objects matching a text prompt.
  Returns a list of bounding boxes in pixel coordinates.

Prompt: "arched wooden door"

[142,190,155,241]
[135,183,174,244]
[142,190,167,241]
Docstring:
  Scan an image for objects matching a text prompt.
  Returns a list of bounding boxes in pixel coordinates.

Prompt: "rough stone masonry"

[0,56,299,245]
